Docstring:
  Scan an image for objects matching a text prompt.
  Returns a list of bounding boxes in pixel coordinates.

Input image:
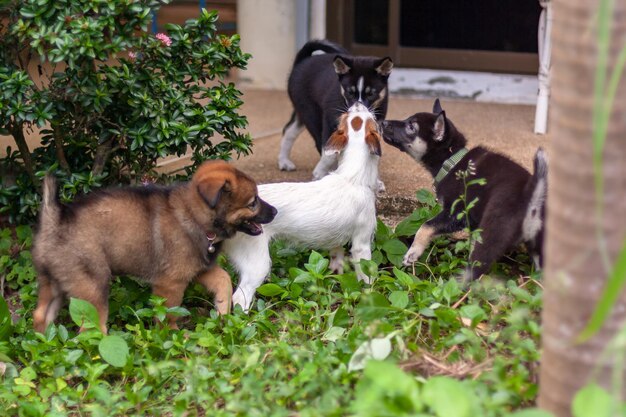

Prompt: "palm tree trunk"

[539,0,626,416]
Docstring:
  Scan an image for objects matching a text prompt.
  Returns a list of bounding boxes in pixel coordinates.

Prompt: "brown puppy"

[32,161,277,333]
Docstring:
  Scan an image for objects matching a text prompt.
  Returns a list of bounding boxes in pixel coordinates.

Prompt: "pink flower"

[128,51,137,60]
[141,174,155,186]
[155,33,172,47]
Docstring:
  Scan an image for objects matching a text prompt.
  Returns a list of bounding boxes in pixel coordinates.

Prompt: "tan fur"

[324,114,349,154]
[350,116,363,131]
[365,119,382,156]
[404,224,436,264]
[32,160,267,333]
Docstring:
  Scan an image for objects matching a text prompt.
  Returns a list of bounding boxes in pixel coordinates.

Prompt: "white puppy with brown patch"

[223,102,381,311]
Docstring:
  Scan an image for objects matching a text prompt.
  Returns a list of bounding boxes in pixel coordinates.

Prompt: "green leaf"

[507,410,555,417]
[416,188,437,207]
[578,236,626,342]
[393,267,417,289]
[394,213,421,238]
[305,251,329,275]
[256,283,286,297]
[459,304,486,327]
[572,384,615,417]
[382,238,408,266]
[382,239,408,255]
[375,218,392,241]
[348,337,392,372]
[389,291,409,309]
[69,298,100,331]
[356,292,392,321]
[98,335,129,368]
[322,326,346,342]
[422,376,473,417]
[0,296,13,341]
[351,361,422,416]
[64,349,83,365]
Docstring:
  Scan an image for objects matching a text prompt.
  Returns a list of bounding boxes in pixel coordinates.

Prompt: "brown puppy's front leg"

[152,280,188,329]
[194,266,232,315]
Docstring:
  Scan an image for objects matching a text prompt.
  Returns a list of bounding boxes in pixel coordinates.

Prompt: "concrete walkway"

[225,89,550,215]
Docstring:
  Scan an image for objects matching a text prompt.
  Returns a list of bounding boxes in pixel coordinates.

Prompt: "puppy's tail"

[293,39,348,67]
[522,148,548,239]
[532,147,548,183]
[525,147,548,201]
[40,173,61,228]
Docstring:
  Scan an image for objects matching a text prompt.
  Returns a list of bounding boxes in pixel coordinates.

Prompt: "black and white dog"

[278,39,393,180]
[381,99,548,283]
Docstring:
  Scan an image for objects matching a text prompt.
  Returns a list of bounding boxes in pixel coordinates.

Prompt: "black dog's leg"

[278,111,305,171]
[403,210,465,266]
[461,216,520,285]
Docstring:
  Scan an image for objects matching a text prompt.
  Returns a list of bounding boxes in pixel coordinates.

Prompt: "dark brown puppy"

[32,161,277,333]
[381,99,547,284]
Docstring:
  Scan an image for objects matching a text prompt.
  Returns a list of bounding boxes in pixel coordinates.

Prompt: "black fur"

[381,99,548,283]
[285,39,393,153]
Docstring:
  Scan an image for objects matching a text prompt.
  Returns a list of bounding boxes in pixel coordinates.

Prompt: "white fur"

[312,153,339,179]
[357,76,365,101]
[224,103,380,311]
[405,137,429,161]
[522,178,546,242]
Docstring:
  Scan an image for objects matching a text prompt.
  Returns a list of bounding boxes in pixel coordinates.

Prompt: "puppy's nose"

[381,120,389,129]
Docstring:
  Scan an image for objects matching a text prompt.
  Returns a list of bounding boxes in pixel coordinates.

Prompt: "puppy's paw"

[357,271,372,284]
[329,259,344,275]
[455,269,473,290]
[402,246,425,266]
[232,288,252,313]
[376,179,386,196]
[278,158,296,171]
[312,169,327,181]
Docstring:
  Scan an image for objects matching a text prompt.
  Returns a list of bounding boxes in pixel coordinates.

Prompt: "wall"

[237,0,297,89]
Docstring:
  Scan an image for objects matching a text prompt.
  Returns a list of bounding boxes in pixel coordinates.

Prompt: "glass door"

[327,0,541,74]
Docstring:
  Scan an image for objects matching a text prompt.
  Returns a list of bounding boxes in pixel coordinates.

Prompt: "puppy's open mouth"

[238,220,263,236]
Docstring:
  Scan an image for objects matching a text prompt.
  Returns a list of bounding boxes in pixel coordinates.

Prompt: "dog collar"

[206,232,218,253]
[434,148,469,186]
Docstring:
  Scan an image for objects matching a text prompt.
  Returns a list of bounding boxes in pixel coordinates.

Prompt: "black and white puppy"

[381,99,548,283]
[278,39,393,180]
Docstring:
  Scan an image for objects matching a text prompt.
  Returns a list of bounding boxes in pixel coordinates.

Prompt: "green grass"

[0,190,544,417]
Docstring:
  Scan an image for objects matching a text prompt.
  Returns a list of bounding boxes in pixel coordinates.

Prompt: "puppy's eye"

[248,197,258,210]
[406,122,418,134]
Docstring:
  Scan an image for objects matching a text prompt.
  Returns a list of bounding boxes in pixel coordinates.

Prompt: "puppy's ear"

[433,112,446,142]
[333,56,351,75]
[365,120,382,156]
[324,128,348,155]
[198,179,231,209]
[433,98,443,114]
[375,57,394,76]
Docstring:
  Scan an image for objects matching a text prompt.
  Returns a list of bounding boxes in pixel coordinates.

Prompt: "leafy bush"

[0,0,251,223]
[0,226,35,293]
